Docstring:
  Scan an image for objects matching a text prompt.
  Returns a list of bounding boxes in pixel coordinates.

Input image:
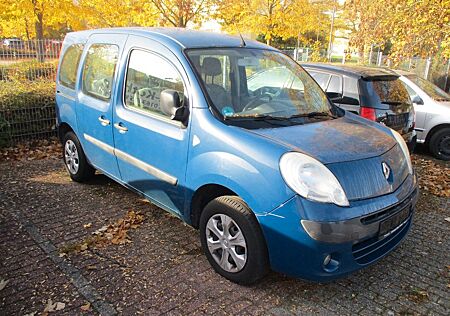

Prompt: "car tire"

[199,196,269,284]
[62,132,95,182]
[429,127,450,161]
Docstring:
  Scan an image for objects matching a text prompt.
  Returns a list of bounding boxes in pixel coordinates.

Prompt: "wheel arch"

[190,184,237,229]
[57,122,75,143]
[425,123,450,144]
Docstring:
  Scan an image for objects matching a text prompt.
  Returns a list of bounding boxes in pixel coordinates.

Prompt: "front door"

[77,34,127,180]
[113,36,191,215]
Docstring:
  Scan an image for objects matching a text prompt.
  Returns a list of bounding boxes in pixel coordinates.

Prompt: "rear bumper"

[404,131,417,152]
[257,174,418,282]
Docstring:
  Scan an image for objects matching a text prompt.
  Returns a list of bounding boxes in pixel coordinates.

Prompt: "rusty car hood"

[250,113,397,164]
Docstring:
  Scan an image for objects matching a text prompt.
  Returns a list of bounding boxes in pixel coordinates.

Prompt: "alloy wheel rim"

[64,140,79,174]
[205,213,247,273]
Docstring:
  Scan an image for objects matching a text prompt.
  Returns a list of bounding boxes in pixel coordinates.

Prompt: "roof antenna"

[238,30,246,47]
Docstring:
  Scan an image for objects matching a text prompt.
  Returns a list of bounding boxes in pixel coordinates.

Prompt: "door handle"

[98,116,110,126]
[114,122,128,133]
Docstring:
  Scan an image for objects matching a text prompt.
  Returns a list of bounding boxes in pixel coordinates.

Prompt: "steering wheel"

[242,93,273,112]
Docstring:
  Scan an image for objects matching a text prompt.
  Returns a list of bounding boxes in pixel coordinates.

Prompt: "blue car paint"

[55,27,418,281]
[259,173,418,281]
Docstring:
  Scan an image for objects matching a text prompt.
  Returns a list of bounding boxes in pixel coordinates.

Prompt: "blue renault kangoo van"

[56,28,418,284]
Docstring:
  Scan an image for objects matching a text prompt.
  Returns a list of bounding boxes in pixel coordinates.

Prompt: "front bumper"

[257,174,419,281]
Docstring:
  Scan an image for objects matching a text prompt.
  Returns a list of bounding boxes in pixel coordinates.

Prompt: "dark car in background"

[302,64,416,150]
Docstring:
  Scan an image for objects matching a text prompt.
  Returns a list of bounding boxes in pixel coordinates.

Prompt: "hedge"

[0,60,57,81]
[0,80,56,147]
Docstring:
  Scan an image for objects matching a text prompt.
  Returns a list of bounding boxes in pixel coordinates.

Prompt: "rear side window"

[342,77,360,105]
[82,44,119,101]
[59,44,84,89]
[359,78,411,108]
[124,50,185,118]
[327,75,342,94]
[309,71,330,89]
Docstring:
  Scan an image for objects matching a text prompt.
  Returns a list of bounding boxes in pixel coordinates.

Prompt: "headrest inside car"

[201,57,222,77]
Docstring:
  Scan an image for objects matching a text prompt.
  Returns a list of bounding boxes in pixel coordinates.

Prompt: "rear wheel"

[429,127,450,161]
[63,132,95,182]
[199,196,269,284]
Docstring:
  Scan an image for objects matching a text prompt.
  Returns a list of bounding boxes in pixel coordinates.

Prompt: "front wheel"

[199,196,269,284]
[63,132,95,182]
[429,127,450,161]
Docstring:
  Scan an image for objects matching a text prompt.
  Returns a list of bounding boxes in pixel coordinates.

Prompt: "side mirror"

[160,89,188,123]
[412,95,424,105]
[326,91,343,102]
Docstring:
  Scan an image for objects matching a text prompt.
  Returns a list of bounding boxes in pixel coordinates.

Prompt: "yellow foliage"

[343,0,450,59]
[215,0,336,45]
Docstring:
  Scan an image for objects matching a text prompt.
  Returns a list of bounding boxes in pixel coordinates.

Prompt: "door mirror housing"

[412,95,424,105]
[326,91,343,102]
[160,89,189,123]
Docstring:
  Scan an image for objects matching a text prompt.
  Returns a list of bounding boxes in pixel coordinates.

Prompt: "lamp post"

[327,2,337,61]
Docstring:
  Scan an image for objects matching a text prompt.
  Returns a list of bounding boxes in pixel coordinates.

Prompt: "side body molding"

[83,134,177,186]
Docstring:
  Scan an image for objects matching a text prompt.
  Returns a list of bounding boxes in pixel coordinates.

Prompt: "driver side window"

[82,44,119,101]
[124,50,185,118]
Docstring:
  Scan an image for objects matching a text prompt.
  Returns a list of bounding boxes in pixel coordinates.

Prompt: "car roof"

[391,69,417,77]
[301,63,399,79]
[65,27,273,50]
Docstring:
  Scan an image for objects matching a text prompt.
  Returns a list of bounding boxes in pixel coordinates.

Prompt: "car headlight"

[390,129,413,174]
[279,152,349,207]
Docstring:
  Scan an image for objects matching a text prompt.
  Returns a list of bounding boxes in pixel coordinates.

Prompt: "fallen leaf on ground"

[445,217,450,223]
[43,299,65,314]
[405,289,429,303]
[59,210,145,254]
[0,279,9,291]
[412,155,450,198]
[83,223,92,229]
[0,139,61,162]
[79,243,88,251]
[80,302,91,311]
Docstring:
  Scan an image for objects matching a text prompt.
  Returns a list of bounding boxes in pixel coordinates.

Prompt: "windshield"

[186,48,335,126]
[405,75,450,101]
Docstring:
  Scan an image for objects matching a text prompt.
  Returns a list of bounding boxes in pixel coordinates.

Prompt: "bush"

[0,80,56,147]
[0,79,55,109]
[0,60,57,81]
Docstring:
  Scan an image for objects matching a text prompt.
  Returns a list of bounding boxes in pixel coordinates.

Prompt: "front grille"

[352,215,411,265]
[384,113,409,131]
[360,188,417,225]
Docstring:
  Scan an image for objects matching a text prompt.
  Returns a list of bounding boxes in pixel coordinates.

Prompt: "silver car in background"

[395,70,450,160]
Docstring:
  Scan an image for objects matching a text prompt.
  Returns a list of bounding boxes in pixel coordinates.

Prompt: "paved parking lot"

[0,154,449,315]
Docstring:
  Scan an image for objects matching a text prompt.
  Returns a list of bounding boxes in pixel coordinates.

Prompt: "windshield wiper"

[224,114,290,121]
[381,101,403,105]
[224,114,296,126]
[288,111,336,119]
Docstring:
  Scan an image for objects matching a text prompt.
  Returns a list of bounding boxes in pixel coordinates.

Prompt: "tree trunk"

[24,17,31,40]
[178,15,185,27]
[32,0,45,62]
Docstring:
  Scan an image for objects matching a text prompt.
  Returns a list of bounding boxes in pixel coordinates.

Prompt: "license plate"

[379,206,410,236]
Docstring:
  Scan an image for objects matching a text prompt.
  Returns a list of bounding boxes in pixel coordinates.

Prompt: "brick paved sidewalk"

[0,158,449,315]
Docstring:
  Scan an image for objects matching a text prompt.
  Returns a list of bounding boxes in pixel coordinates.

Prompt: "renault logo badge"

[382,162,391,180]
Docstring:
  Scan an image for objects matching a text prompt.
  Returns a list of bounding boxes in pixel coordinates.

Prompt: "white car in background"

[395,70,450,160]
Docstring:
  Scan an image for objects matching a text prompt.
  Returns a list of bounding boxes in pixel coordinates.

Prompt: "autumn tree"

[149,0,212,27]
[77,0,158,28]
[0,0,80,38]
[343,0,450,61]
[215,0,336,46]
[0,0,83,60]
